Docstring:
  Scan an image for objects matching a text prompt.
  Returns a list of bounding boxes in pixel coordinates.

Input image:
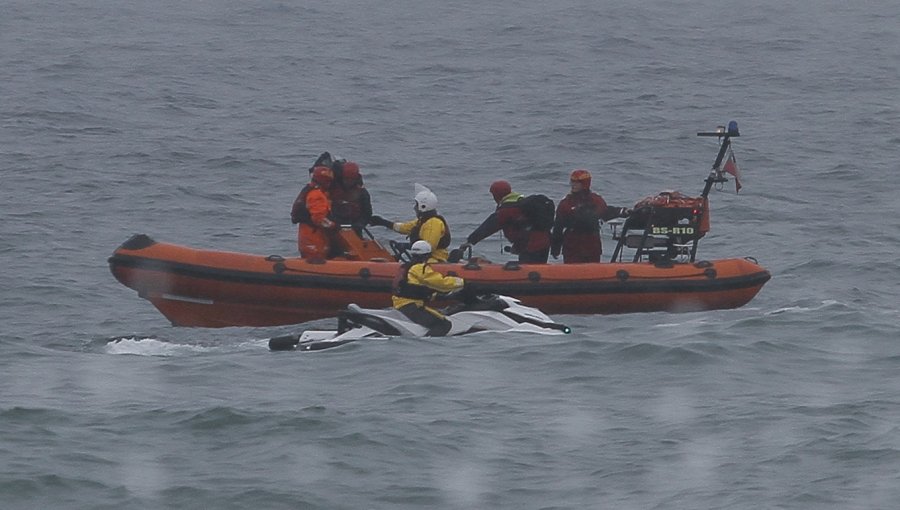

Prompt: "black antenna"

[697,121,739,198]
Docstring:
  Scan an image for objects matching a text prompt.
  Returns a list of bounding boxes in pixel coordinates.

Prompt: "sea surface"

[2,1,899,508]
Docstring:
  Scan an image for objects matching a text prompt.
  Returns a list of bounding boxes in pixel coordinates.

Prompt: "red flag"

[723,149,742,193]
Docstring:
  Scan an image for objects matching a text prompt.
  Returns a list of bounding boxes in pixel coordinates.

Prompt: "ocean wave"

[104,337,268,357]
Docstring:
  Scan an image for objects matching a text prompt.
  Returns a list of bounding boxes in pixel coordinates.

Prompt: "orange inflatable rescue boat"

[108,123,770,327]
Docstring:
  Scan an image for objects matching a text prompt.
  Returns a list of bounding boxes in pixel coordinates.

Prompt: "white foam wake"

[105,337,210,356]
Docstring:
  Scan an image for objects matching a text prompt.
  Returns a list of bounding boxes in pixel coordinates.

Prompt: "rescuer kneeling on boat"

[369,184,452,262]
[392,240,465,336]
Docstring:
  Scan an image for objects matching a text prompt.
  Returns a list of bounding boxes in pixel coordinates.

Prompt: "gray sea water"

[3,1,900,508]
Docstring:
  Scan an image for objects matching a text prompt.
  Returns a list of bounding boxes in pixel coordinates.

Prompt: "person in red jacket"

[329,161,373,234]
[551,169,629,263]
[458,180,551,263]
[291,166,336,259]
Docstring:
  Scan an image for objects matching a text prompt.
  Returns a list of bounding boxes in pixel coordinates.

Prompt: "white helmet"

[413,183,438,213]
[409,240,432,256]
[414,190,438,213]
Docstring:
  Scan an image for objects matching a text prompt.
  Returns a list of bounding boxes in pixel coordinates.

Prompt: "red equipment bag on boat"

[630,191,710,236]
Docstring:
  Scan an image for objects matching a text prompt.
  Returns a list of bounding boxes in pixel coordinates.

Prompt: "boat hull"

[108,234,771,327]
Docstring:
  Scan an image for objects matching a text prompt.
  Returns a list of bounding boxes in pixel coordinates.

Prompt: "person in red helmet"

[458,180,552,264]
[330,161,373,234]
[291,156,332,229]
[291,166,336,259]
[550,169,629,263]
[490,180,511,199]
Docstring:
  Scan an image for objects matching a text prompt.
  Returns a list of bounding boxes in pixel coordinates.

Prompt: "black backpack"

[290,185,312,224]
[519,194,555,231]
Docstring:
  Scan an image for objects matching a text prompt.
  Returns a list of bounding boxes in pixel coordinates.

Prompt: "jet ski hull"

[268,295,570,351]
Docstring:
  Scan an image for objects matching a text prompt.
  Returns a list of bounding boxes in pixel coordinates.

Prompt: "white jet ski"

[268,294,571,351]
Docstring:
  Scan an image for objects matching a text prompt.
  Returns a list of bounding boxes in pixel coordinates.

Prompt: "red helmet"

[311,166,333,188]
[341,161,361,185]
[570,169,592,189]
[489,180,512,202]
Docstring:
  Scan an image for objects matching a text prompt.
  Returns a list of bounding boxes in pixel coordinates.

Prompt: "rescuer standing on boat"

[369,184,452,262]
[291,166,336,260]
[458,180,552,264]
[330,161,373,235]
[551,169,630,263]
[392,240,465,336]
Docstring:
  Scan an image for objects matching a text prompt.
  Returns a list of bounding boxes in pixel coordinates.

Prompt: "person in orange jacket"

[291,166,336,259]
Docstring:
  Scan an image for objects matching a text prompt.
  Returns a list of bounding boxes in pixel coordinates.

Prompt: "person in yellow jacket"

[369,184,451,262]
[391,240,465,336]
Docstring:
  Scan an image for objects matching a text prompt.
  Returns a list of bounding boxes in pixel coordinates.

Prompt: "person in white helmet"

[369,184,452,262]
[391,240,465,336]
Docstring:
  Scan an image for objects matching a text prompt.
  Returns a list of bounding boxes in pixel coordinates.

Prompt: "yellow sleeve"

[394,219,417,235]
[417,217,446,251]
[409,264,464,293]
